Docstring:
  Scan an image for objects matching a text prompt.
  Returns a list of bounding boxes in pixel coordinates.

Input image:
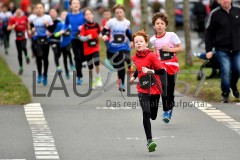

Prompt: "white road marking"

[193,101,240,135]
[24,103,60,159]
[36,156,60,159]
[117,136,175,141]
[96,106,138,110]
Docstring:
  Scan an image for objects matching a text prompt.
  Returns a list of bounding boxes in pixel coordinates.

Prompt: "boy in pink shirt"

[150,12,183,123]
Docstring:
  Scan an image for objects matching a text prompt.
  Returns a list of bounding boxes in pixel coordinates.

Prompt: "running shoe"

[105,58,114,71]
[91,79,96,89]
[43,76,48,86]
[66,71,70,80]
[26,56,30,64]
[70,64,75,71]
[95,76,102,87]
[37,75,43,84]
[162,111,170,123]
[57,66,62,74]
[18,67,23,75]
[147,140,157,152]
[77,77,83,85]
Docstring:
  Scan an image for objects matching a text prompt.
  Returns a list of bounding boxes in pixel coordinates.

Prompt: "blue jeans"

[215,50,240,94]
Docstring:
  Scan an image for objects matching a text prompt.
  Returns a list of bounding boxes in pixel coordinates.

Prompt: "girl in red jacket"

[130,30,168,152]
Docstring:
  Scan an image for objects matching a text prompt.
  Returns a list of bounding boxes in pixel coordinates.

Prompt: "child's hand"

[59,30,65,35]
[142,67,154,74]
[12,24,16,29]
[102,35,108,41]
[142,67,150,74]
[87,34,92,39]
[32,27,36,33]
[43,19,49,26]
[206,51,213,59]
[162,46,171,52]
[130,41,134,48]
[130,77,135,85]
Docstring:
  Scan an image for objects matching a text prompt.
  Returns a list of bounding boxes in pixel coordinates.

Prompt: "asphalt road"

[0,29,240,160]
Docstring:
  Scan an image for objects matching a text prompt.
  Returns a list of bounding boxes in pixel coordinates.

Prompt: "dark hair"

[132,30,149,43]
[83,7,94,15]
[152,12,168,26]
[69,0,80,5]
[103,8,111,13]
[112,4,125,13]
[35,2,45,8]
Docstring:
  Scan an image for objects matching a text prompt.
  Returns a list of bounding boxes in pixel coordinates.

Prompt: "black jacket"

[205,4,240,52]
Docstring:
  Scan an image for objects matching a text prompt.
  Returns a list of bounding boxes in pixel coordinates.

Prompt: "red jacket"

[9,15,28,40]
[80,22,100,56]
[132,49,168,95]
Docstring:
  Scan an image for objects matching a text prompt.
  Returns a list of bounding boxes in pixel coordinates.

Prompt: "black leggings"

[107,50,128,86]
[30,38,37,57]
[50,42,61,67]
[71,39,84,78]
[124,51,132,69]
[138,93,160,140]
[15,39,28,67]
[2,29,11,50]
[61,44,73,73]
[160,73,176,112]
[34,40,50,77]
[85,52,100,70]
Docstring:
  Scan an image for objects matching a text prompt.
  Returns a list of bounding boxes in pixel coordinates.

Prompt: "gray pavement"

[0,30,240,160]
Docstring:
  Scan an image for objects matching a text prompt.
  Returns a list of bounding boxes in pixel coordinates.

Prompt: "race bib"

[113,34,125,43]
[88,39,97,47]
[139,74,155,89]
[16,31,24,38]
[37,36,48,45]
[159,50,174,60]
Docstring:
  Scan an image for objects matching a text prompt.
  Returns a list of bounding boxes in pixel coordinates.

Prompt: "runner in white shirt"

[31,2,53,86]
[150,12,183,124]
[0,5,13,54]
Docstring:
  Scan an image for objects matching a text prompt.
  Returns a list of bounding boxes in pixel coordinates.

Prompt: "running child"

[64,0,86,85]
[31,2,53,86]
[102,4,133,92]
[55,10,74,79]
[49,8,63,73]
[130,30,168,152]
[0,5,12,54]
[101,9,114,71]
[78,8,102,89]
[150,12,183,123]
[7,8,30,75]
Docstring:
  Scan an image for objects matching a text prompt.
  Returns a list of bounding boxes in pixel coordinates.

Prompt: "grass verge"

[0,56,31,105]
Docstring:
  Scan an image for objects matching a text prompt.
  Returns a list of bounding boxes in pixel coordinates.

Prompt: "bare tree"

[124,0,133,30]
[183,0,193,66]
[165,0,175,32]
[140,0,148,32]
[109,0,115,9]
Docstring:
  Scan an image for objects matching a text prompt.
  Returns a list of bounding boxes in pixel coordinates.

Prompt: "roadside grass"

[0,56,31,105]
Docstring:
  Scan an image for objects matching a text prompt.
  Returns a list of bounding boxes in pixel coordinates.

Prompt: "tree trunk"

[183,0,193,66]
[124,0,133,30]
[109,0,116,9]
[140,0,148,32]
[165,0,175,32]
